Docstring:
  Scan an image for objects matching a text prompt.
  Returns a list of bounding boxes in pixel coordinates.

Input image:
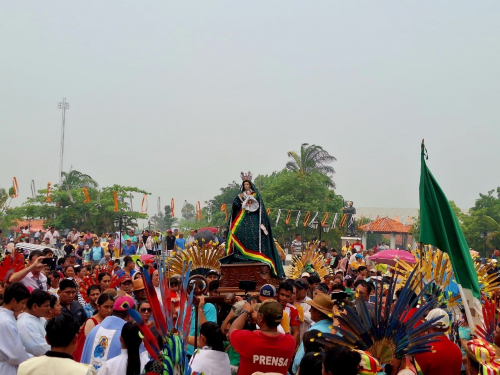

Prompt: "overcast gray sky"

[2,1,500,215]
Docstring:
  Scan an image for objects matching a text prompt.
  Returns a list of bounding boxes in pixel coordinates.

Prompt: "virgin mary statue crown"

[240,171,253,182]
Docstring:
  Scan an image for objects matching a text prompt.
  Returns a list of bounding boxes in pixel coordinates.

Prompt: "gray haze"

[2,1,500,215]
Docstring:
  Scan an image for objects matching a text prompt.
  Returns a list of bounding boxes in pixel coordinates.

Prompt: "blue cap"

[259,284,276,298]
[355,253,363,258]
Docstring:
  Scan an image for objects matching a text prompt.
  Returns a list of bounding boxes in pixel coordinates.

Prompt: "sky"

[1,1,500,216]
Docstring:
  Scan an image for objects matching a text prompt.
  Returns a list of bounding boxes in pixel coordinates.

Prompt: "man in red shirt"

[414,308,462,375]
[229,300,295,375]
[277,282,300,347]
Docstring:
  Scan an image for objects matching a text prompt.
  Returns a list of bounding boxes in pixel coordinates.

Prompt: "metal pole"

[119,216,123,255]
[194,306,199,350]
[57,98,69,186]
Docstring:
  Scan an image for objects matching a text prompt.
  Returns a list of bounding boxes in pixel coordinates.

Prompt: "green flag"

[419,141,482,328]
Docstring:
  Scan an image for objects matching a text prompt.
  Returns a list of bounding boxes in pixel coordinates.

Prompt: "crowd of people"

[0,225,494,375]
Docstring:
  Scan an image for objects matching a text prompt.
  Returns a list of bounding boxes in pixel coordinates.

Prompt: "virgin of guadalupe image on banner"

[220,171,285,278]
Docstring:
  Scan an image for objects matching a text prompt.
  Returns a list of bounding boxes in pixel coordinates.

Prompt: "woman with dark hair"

[322,346,361,375]
[83,293,114,336]
[98,322,150,375]
[189,321,231,375]
[73,293,115,362]
[63,265,75,279]
[45,294,62,319]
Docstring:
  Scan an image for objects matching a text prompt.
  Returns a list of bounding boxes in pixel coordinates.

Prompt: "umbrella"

[140,254,155,262]
[469,249,479,258]
[369,249,416,266]
[194,230,216,246]
[198,227,218,234]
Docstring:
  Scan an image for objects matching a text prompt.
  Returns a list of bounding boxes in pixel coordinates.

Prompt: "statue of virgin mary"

[220,171,285,278]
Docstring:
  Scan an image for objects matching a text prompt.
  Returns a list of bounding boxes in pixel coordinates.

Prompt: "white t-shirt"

[97,349,149,375]
[43,231,60,245]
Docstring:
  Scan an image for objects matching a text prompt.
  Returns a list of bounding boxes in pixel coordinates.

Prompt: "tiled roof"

[11,219,46,232]
[358,217,411,234]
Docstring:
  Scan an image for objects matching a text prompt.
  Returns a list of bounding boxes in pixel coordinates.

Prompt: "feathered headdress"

[78,263,124,303]
[0,253,26,283]
[130,255,195,375]
[313,269,443,365]
[393,248,500,307]
[288,243,330,280]
[169,242,224,277]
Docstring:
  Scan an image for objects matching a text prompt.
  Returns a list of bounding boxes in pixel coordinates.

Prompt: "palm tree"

[60,169,99,190]
[286,143,337,187]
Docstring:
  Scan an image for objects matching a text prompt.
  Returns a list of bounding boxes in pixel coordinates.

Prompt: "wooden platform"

[218,262,281,293]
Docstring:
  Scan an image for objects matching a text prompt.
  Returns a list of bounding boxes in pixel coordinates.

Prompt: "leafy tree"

[10,183,149,234]
[461,188,500,256]
[150,205,177,232]
[181,202,195,221]
[198,181,241,229]
[286,143,337,188]
[60,168,99,190]
[256,170,343,245]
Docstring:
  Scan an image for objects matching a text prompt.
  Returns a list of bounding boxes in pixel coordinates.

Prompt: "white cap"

[301,272,311,278]
[426,308,450,329]
[492,259,498,263]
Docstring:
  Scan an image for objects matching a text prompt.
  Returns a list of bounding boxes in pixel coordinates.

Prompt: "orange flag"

[46,182,52,202]
[220,204,227,221]
[82,187,91,203]
[113,191,119,212]
[12,177,19,198]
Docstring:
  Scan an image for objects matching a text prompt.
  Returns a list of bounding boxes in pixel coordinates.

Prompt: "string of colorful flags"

[7,177,414,226]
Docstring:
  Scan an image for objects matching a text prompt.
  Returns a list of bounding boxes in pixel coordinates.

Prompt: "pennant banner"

[332,213,338,228]
[285,210,292,225]
[129,193,134,211]
[196,201,202,220]
[275,209,282,227]
[12,177,19,198]
[220,203,227,221]
[321,212,329,227]
[141,194,148,213]
[82,187,91,203]
[295,210,302,227]
[308,211,319,228]
[303,211,311,227]
[46,182,52,202]
[31,180,36,200]
[113,191,119,212]
[171,199,175,217]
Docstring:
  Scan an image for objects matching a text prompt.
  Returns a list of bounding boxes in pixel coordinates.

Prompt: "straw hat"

[306,293,335,316]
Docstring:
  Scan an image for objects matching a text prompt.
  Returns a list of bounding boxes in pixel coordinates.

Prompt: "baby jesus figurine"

[240,189,259,212]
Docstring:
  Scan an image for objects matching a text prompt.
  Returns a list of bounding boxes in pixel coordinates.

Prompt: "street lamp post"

[148,220,151,232]
[310,220,321,241]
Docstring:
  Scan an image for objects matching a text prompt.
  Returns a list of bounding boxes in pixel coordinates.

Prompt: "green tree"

[286,143,337,188]
[181,202,195,221]
[461,188,500,256]
[198,181,241,229]
[256,169,343,245]
[60,168,99,190]
[150,205,177,232]
[13,183,149,233]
